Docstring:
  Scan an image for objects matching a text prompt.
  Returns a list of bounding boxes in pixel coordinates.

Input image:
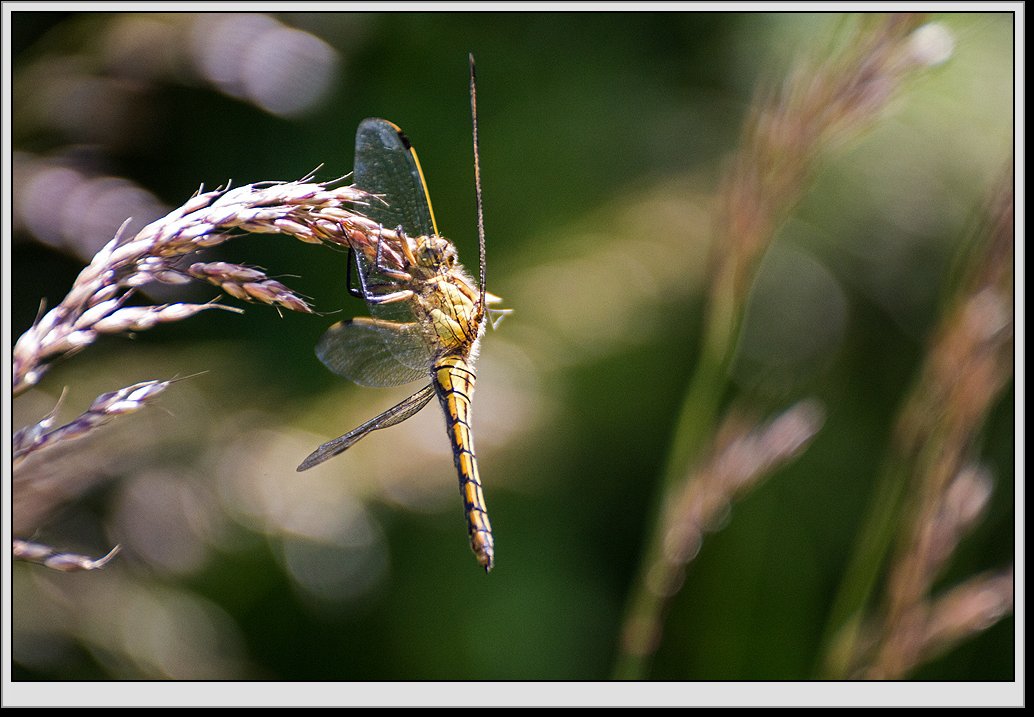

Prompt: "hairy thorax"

[406,235,483,356]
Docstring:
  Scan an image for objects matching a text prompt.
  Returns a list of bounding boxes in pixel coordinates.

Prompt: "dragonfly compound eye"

[443,245,458,267]
[415,237,456,270]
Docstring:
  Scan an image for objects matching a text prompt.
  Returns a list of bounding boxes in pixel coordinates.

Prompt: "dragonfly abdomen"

[432,355,495,571]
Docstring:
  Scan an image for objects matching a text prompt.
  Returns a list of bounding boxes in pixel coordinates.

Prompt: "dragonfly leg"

[365,288,416,305]
[391,225,419,268]
[346,246,413,303]
[346,247,364,299]
[370,232,412,281]
[349,315,422,332]
[348,243,416,305]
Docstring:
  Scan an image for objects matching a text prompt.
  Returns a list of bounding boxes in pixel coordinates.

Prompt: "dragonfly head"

[412,235,458,276]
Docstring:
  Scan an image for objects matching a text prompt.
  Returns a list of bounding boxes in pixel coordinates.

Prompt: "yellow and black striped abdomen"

[432,354,494,571]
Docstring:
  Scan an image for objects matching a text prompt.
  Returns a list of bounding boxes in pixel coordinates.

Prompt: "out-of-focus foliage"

[7,10,1014,698]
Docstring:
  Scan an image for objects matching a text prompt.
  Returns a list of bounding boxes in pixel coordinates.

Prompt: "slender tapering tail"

[433,355,495,571]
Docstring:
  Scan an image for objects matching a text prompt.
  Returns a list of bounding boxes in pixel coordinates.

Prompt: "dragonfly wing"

[351,119,443,347]
[355,118,438,238]
[297,384,436,471]
[315,318,430,387]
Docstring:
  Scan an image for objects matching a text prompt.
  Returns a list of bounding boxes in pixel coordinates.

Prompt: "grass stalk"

[820,160,1014,678]
[613,12,939,679]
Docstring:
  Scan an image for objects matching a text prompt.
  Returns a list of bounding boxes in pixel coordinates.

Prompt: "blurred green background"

[8,11,1014,688]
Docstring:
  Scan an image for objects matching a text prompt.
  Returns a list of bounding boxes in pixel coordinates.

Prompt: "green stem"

[817,457,912,678]
[611,276,739,680]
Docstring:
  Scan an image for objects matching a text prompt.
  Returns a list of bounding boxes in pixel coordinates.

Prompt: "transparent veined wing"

[354,118,438,239]
[338,118,444,370]
[350,117,439,325]
[297,384,436,471]
[315,317,429,386]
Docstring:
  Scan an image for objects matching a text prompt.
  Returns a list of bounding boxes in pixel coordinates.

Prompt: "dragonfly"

[298,56,507,572]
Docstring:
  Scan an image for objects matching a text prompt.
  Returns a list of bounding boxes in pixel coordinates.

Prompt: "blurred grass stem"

[613,13,933,679]
[820,160,1014,679]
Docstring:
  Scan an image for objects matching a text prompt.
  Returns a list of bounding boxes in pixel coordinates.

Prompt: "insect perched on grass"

[298,56,508,572]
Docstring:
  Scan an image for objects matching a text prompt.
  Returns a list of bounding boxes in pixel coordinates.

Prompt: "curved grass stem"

[612,12,935,680]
